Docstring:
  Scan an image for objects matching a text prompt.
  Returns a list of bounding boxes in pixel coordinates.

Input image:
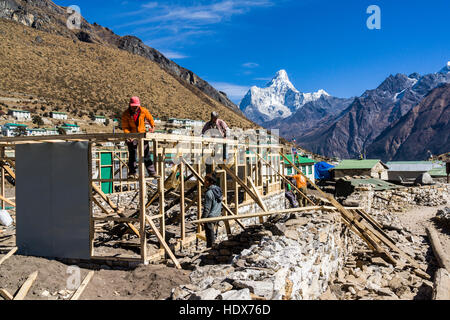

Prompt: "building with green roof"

[333,159,389,180]
[283,154,317,182]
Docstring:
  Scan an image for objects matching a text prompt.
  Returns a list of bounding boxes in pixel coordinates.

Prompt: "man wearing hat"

[202,112,230,173]
[122,96,159,179]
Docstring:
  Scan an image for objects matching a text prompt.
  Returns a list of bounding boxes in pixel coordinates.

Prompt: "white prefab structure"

[95,116,106,124]
[8,109,31,121]
[2,123,28,137]
[60,124,81,134]
[50,112,68,120]
[27,128,47,136]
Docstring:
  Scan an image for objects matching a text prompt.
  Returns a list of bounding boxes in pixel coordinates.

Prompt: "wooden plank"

[180,161,186,241]
[0,288,13,300]
[433,269,450,300]
[145,215,182,269]
[0,133,145,143]
[194,206,321,224]
[0,194,15,207]
[138,138,147,263]
[427,227,450,272]
[0,247,17,265]
[70,271,94,300]
[13,271,38,300]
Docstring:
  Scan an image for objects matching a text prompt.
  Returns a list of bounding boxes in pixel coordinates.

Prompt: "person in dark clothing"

[202,174,223,248]
[285,176,299,208]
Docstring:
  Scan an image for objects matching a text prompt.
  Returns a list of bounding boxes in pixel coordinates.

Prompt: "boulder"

[190,288,221,301]
[232,280,274,299]
[219,289,251,300]
[414,173,434,186]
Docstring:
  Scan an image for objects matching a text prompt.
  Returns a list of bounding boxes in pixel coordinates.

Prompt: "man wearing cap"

[202,112,229,138]
[122,96,159,179]
[202,112,230,173]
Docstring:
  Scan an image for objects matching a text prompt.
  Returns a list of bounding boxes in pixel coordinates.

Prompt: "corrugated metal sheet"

[387,161,443,172]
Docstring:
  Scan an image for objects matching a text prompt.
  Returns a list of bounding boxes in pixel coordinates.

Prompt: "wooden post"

[1,147,4,210]
[180,160,186,242]
[88,143,94,258]
[138,139,147,263]
[159,152,165,250]
[234,151,239,216]
[196,162,202,235]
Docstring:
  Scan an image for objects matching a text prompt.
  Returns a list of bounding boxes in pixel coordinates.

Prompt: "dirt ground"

[0,255,190,300]
[397,204,450,261]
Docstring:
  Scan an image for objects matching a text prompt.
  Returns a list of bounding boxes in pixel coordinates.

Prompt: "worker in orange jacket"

[292,173,308,207]
[122,96,159,179]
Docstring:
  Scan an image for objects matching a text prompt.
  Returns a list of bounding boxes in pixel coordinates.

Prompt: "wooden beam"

[0,288,13,300]
[180,161,186,241]
[427,226,450,272]
[13,271,38,300]
[193,206,321,224]
[145,215,181,269]
[0,194,15,207]
[138,138,147,263]
[248,177,267,224]
[70,271,94,300]
[0,247,17,265]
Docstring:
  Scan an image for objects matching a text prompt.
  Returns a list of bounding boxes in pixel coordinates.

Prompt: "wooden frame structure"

[0,131,295,267]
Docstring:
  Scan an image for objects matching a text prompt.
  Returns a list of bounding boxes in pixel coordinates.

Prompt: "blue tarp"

[315,162,334,180]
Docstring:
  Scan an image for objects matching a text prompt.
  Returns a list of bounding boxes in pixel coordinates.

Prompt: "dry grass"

[0,19,256,130]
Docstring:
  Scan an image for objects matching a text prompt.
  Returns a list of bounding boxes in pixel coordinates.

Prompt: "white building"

[8,109,31,121]
[27,128,47,136]
[60,123,81,134]
[50,112,68,120]
[95,116,107,124]
[45,128,59,136]
[2,123,28,137]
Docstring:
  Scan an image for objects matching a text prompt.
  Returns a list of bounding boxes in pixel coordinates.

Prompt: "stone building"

[332,159,389,180]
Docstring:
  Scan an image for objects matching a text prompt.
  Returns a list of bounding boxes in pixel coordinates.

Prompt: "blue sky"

[56,0,449,104]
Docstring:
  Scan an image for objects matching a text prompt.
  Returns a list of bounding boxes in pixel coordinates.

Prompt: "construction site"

[0,130,449,301]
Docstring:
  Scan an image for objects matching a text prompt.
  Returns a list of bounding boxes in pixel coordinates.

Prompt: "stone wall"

[345,183,449,213]
[238,191,286,215]
[171,209,354,300]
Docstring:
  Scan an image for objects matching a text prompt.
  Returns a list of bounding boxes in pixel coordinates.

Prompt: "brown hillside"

[0,19,256,129]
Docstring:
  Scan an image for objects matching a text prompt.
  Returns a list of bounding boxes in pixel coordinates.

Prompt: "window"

[308,165,312,175]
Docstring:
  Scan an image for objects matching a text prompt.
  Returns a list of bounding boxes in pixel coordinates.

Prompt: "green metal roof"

[51,111,67,115]
[95,115,106,119]
[334,159,383,170]
[4,123,28,127]
[63,123,80,127]
[348,178,400,191]
[282,155,317,165]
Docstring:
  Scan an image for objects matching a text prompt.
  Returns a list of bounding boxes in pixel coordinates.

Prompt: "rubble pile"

[325,209,436,300]
[171,210,352,300]
[434,207,450,230]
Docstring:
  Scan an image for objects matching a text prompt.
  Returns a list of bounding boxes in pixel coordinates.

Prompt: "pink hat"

[129,96,141,107]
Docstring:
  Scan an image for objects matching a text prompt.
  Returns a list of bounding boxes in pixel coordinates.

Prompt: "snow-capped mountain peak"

[439,61,450,74]
[240,70,329,124]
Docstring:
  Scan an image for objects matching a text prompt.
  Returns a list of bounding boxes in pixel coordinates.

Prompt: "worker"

[202,111,230,173]
[202,111,229,138]
[292,172,308,207]
[285,176,299,208]
[122,96,159,179]
[202,174,223,248]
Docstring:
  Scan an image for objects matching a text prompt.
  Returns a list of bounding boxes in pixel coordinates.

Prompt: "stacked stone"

[434,207,450,230]
[347,184,449,213]
[171,210,352,300]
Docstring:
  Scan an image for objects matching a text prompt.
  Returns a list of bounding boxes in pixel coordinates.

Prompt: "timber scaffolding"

[0,132,431,281]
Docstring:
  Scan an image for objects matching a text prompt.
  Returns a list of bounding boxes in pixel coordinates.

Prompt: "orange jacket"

[293,174,307,189]
[121,106,155,134]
